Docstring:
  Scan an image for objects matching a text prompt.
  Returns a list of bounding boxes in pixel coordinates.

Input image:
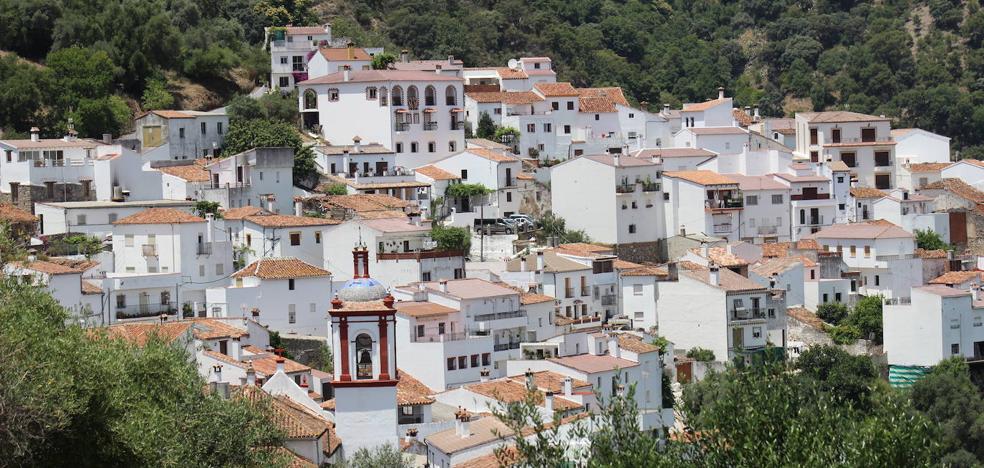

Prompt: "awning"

[394,109,408,114]
[422,108,436,113]
[449,108,463,113]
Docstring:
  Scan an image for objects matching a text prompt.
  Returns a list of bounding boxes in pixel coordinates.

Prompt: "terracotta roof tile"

[415,165,460,181]
[907,162,951,173]
[464,147,519,163]
[11,260,80,275]
[466,138,511,151]
[113,208,204,225]
[426,416,514,454]
[733,109,753,127]
[157,161,210,182]
[316,194,411,214]
[507,371,590,394]
[465,91,543,104]
[807,221,913,240]
[576,87,628,113]
[665,170,737,186]
[519,291,555,305]
[928,270,984,285]
[682,98,728,112]
[465,379,581,412]
[533,82,579,97]
[554,242,613,258]
[926,178,984,204]
[916,248,948,259]
[616,334,661,354]
[689,247,749,267]
[299,69,462,85]
[494,67,528,80]
[620,265,668,277]
[394,301,456,318]
[318,47,372,61]
[798,111,889,123]
[761,242,792,258]
[245,213,340,228]
[222,206,268,220]
[750,256,811,277]
[0,204,36,223]
[679,262,766,293]
[786,306,825,329]
[81,280,103,295]
[99,322,193,346]
[238,386,329,439]
[232,258,330,280]
[248,355,310,376]
[548,354,638,373]
[850,187,888,199]
[397,370,435,406]
[190,320,250,340]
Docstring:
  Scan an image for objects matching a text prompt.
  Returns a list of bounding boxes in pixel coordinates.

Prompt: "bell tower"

[329,244,398,453]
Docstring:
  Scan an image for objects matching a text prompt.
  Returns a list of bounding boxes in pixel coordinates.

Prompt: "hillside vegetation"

[326,0,984,156]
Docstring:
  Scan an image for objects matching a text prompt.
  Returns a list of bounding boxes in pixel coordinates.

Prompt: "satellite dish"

[507,58,519,70]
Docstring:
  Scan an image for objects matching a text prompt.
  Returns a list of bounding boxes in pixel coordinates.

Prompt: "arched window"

[407,85,419,110]
[424,86,436,106]
[303,89,317,110]
[392,86,403,106]
[379,87,388,106]
[355,334,373,380]
[445,86,457,106]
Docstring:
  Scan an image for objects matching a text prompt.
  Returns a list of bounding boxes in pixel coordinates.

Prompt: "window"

[445,86,457,106]
[392,86,403,106]
[410,142,418,153]
[461,169,468,180]
[494,108,502,115]
[288,304,296,323]
[291,55,304,71]
[458,356,467,369]
[216,263,224,275]
[810,269,816,280]
[201,122,207,135]
[567,101,574,110]
[328,88,339,101]
[874,275,880,286]
[864,245,870,257]
[290,232,301,246]
[745,195,758,206]
[526,123,536,133]
[594,114,600,121]
[506,192,512,202]
[303,89,317,109]
[471,354,479,367]
[563,125,571,135]
[544,123,552,133]
[552,102,559,111]
[280,56,288,64]
[366,87,377,100]
[396,142,403,153]
[771,194,783,204]
[246,234,252,246]
[633,284,643,296]
[438,322,446,334]
[179,128,185,138]
[421,272,431,281]
[315,232,321,244]
[288,279,295,290]
[424,86,435,106]
[428,142,436,153]
[356,334,373,379]
[416,325,424,337]
[839,203,845,210]
[975,316,983,327]
[482,353,491,366]
[752,327,762,338]
[849,245,856,256]
[217,122,223,135]
[447,357,456,370]
[125,234,134,247]
[279,77,289,88]
[952,343,960,355]
[841,152,856,167]
[837,176,844,184]
[809,128,818,145]
[628,224,636,234]
[407,86,419,109]
[199,265,206,277]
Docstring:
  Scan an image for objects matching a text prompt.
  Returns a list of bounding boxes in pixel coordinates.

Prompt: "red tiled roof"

[465,91,543,104]
[664,170,737,186]
[318,47,372,61]
[244,213,340,228]
[415,165,460,181]
[113,208,204,225]
[533,82,579,97]
[222,206,268,220]
[157,161,210,182]
[0,204,36,223]
[682,98,728,112]
[232,258,331,280]
[928,270,984,285]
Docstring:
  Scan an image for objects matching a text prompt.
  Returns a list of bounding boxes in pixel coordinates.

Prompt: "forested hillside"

[327,0,984,156]
[0,0,317,137]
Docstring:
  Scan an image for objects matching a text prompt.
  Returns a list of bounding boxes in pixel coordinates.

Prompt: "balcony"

[616,184,636,194]
[757,225,778,235]
[451,122,465,131]
[197,243,212,256]
[713,223,732,234]
[824,136,895,147]
[601,294,617,306]
[641,182,660,192]
[705,198,743,210]
[410,331,469,343]
[790,193,830,201]
[731,308,765,321]
[141,244,157,257]
[115,303,177,320]
[473,310,525,322]
[565,288,574,298]
[423,121,438,131]
[884,297,912,306]
[376,249,463,261]
[395,123,410,132]
[493,342,522,352]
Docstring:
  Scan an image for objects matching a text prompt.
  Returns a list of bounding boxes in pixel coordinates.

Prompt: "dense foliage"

[0,278,287,466]
[915,228,951,251]
[331,0,984,157]
[0,0,314,136]
[431,224,472,253]
[222,118,318,187]
[538,211,591,244]
[910,357,984,465]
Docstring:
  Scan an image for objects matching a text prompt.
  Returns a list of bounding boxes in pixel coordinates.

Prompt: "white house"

[550,154,665,260]
[4,259,102,323]
[794,111,895,190]
[771,163,837,240]
[618,264,669,331]
[34,199,195,238]
[134,109,229,161]
[306,46,373,79]
[891,128,951,165]
[873,189,947,237]
[0,130,106,210]
[726,174,790,244]
[297,69,466,167]
[884,285,984,368]
[206,257,333,336]
[201,147,296,213]
[266,24,334,91]
[240,212,340,268]
[941,159,984,188]
[430,147,524,224]
[897,162,950,190]
[663,170,743,243]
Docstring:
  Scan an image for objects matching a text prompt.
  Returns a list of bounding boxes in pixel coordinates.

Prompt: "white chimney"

[679,226,686,237]
[726,243,734,255]
[400,49,409,63]
[205,213,214,243]
[294,199,303,216]
[102,133,112,144]
[717,86,725,100]
[435,64,443,74]
[342,65,351,82]
[612,153,620,167]
[708,264,720,287]
[30,127,39,142]
[455,407,471,437]
[519,256,527,272]
[448,55,455,65]
[563,376,573,396]
[245,362,256,385]
[405,428,419,445]
[266,196,275,213]
[480,368,490,382]
[753,106,760,120]
[536,251,544,272]
[439,280,448,293]
[352,135,362,153]
[663,103,670,114]
[700,242,709,258]
[608,335,620,359]
[275,356,285,374]
[211,364,230,399]
[544,391,554,413]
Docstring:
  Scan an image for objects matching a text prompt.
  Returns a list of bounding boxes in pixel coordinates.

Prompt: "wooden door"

[142,126,163,147]
[949,211,968,245]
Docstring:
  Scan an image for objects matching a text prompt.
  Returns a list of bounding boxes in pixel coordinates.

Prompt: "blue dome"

[338,277,389,302]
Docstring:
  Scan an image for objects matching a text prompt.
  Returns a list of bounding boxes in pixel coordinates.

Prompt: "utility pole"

[480,198,485,262]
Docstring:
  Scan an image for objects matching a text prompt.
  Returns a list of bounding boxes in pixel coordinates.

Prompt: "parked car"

[507,214,535,229]
[474,218,516,235]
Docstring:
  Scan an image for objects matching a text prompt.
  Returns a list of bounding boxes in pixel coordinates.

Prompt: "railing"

[423,122,438,131]
[884,297,912,306]
[802,216,823,226]
[568,315,601,325]
[116,303,177,319]
[757,225,778,235]
[874,159,894,168]
[197,243,212,255]
[713,223,732,233]
[410,331,469,343]
[377,249,463,261]
[705,198,743,209]
[641,182,660,192]
[565,288,574,298]
[580,288,591,297]
[601,295,617,306]
[473,310,525,322]
[451,122,464,130]
[790,193,830,201]
[829,136,894,144]
[395,123,410,132]
[616,184,636,194]
[731,308,765,321]
[493,342,522,352]
[142,244,157,257]
[875,253,915,261]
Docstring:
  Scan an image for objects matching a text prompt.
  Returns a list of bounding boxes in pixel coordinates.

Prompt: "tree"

[222,119,317,186]
[494,126,520,145]
[911,358,984,464]
[476,112,496,139]
[538,211,592,245]
[0,278,287,466]
[686,347,715,362]
[915,228,950,251]
[227,95,265,122]
[371,52,396,70]
[194,200,222,218]
[257,90,298,123]
[847,295,884,344]
[816,302,849,325]
[141,78,174,110]
[348,443,412,467]
[322,183,348,195]
[795,345,877,408]
[431,225,471,253]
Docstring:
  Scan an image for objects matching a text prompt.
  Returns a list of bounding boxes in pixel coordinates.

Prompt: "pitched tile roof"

[548,354,638,374]
[679,261,767,293]
[415,278,518,299]
[664,170,737,186]
[519,291,555,305]
[798,111,890,123]
[298,69,462,85]
[507,371,590,394]
[917,284,974,297]
[928,270,984,285]
[533,82,579,97]
[397,370,435,406]
[465,91,543,104]
[317,142,392,155]
[426,416,514,454]
[393,301,456,318]
[232,258,330,280]
[11,260,81,275]
[727,174,788,191]
[828,160,851,172]
[620,265,668,277]
[285,26,329,35]
[316,194,412,214]
[415,164,460,180]
[907,162,951,173]
[616,334,661,354]
[494,67,528,80]
[577,87,629,113]
[361,217,429,233]
[238,385,329,439]
[807,220,913,240]
[222,206,268,220]
[82,280,103,295]
[924,178,984,204]
[733,108,754,127]
[318,47,372,61]
[465,379,581,412]
[689,247,750,267]
[850,187,888,199]
[682,98,728,112]
[157,161,210,182]
[248,355,311,376]
[113,208,205,225]
[0,137,100,149]
[553,242,614,258]
[916,248,948,259]
[464,147,519,163]
[786,306,825,329]
[0,204,36,223]
[244,213,341,228]
[750,256,810,277]
[100,322,193,346]
[466,138,511,151]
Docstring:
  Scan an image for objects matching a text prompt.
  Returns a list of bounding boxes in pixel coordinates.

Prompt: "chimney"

[294,199,303,216]
[439,279,448,293]
[903,190,909,200]
[708,264,720,287]
[435,64,442,74]
[744,105,751,115]
[347,41,355,60]
[608,335,620,359]
[275,355,285,374]
[205,213,214,243]
[245,362,256,385]
[563,376,573,396]
[667,262,679,281]
[211,365,230,399]
[769,273,778,289]
[700,242,709,258]
[455,407,471,437]
[480,368,490,382]
[663,103,670,114]
[400,49,409,63]
[679,226,686,237]
[409,212,421,226]
[342,65,351,82]
[352,135,362,153]
[544,391,554,413]
[405,427,419,445]
[266,195,275,213]
[519,256,527,272]
[612,153,620,167]
[250,307,260,318]
[448,55,455,65]
[726,243,734,255]
[525,369,535,389]
[30,127,40,142]
[102,133,112,144]
[753,106,760,121]
[536,251,544,271]
[717,86,725,100]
